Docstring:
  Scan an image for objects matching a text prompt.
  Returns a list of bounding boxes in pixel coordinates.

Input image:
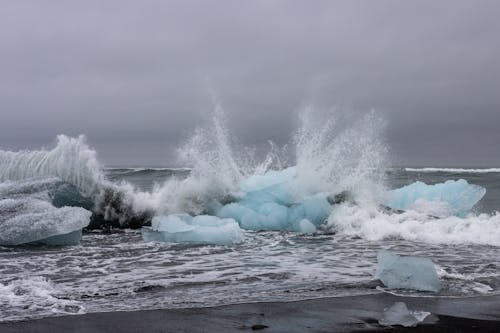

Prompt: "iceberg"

[142,214,243,245]
[379,302,430,327]
[376,250,441,292]
[389,179,486,217]
[0,197,91,246]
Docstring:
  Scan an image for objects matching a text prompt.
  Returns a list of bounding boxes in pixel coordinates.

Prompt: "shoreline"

[1,293,500,332]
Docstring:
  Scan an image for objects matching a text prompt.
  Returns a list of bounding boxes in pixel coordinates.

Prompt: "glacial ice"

[389,179,486,216]
[0,177,92,246]
[0,197,91,246]
[216,168,331,232]
[379,302,430,327]
[142,214,243,245]
[376,250,441,292]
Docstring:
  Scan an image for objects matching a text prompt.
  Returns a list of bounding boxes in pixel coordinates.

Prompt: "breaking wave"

[0,276,83,321]
[327,203,500,246]
[405,167,500,174]
[0,135,104,197]
[1,106,500,246]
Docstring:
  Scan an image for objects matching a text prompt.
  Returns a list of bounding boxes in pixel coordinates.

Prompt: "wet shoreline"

[1,293,499,332]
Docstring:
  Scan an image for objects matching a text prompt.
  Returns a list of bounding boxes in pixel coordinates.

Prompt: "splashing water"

[292,108,388,201]
[137,106,389,217]
[0,135,104,197]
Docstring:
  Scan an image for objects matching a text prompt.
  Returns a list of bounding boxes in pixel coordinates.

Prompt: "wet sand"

[1,293,499,332]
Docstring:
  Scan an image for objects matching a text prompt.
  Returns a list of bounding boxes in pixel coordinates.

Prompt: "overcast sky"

[1,0,499,166]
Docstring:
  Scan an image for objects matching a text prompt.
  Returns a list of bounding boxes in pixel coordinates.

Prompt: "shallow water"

[1,168,499,322]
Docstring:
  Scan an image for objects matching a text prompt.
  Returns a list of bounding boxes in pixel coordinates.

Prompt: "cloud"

[1,0,499,165]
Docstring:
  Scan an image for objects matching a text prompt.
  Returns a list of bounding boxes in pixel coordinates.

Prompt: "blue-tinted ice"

[379,302,430,327]
[0,197,91,246]
[389,179,486,216]
[216,167,330,232]
[376,250,441,292]
[142,214,243,245]
[0,178,91,246]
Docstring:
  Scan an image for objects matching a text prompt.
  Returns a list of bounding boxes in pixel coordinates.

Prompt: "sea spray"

[0,136,150,228]
[293,108,388,202]
[0,135,104,197]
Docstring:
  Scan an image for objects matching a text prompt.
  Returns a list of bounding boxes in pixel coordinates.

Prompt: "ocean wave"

[0,276,84,321]
[405,167,500,173]
[327,204,500,246]
[0,135,105,197]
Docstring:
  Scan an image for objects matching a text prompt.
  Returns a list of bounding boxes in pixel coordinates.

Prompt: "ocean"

[1,114,499,323]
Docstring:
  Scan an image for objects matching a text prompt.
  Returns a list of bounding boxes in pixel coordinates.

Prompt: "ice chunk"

[151,214,195,232]
[143,214,243,245]
[217,202,287,230]
[298,194,332,226]
[239,183,297,209]
[217,193,330,231]
[238,168,298,209]
[50,183,94,210]
[389,179,486,216]
[376,250,441,292]
[0,198,91,246]
[379,302,430,327]
[216,168,333,232]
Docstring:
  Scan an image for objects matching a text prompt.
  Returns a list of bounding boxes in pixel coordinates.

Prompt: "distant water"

[0,166,499,322]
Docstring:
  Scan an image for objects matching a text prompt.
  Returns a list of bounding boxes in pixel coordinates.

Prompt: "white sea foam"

[327,203,500,246]
[0,276,84,321]
[405,167,500,173]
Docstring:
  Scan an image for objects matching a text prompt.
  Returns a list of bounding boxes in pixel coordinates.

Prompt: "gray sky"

[1,0,499,166]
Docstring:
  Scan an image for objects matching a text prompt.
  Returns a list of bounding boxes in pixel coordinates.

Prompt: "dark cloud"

[1,0,499,166]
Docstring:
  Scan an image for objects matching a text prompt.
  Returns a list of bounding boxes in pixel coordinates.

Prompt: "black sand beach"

[2,293,499,333]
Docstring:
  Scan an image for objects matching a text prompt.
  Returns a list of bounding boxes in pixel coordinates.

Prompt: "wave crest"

[0,135,104,197]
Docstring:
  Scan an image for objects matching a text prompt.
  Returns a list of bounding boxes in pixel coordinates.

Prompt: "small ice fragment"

[143,214,243,245]
[379,302,430,327]
[376,250,441,292]
[151,214,195,233]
